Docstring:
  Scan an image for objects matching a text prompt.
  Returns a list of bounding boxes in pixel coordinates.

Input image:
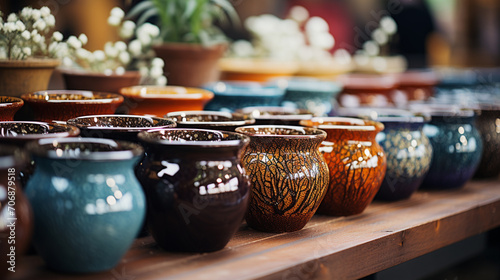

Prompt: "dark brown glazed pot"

[235,106,313,126]
[474,104,500,178]
[235,125,329,233]
[21,90,124,122]
[300,117,386,216]
[0,96,24,121]
[0,145,33,278]
[165,111,255,131]
[136,128,251,252]
[61,70,141,93]
[67,115,177,143]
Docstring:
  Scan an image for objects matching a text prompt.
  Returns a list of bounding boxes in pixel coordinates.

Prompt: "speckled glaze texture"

[300,118,386,216]
[136,129,250,252]
[235,126,329,233]
[165,111,254,131]
[0,96,24,121]
[421,114,483,189]
[24,139,145,273]
[474,108,500,178]
[375,121,432,200]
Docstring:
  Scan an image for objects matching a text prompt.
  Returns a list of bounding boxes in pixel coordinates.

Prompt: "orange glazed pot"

[300,117,386,216]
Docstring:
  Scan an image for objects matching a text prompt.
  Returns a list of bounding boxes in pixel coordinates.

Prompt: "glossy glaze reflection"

[0,96,24,121]
[136,129,250,252]
[235,126,329,232]
[165,111,254,131]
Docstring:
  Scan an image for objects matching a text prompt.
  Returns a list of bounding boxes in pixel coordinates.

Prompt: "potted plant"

[126,0,239,87]
[0,7,62,97]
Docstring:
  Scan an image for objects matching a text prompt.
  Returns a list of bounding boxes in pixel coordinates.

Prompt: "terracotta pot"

[153,43,227,87]
[0,96,24,121]
[61,70,141,93]
[300,117,386,216]
[235,125,329,232]
[0,59,60,97]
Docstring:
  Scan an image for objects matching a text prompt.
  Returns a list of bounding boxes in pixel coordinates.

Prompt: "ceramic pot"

[474,104,500,178]
[337,74,398,107]
[0,96,24,121]
[136,129,250,252]
[300,117,386,216]
[120,86,214,116]
[61,70,141,93]
[415,107,483,189]
[218,57,299,82]
[0,59,60,97]
[235,106,313,126]
[21,90,124,122]
[0,145,33,279]
[153,43,227,87]
[202,81,286,112]
[67,114,177,143]
[24,138,145,273]
[235,125,329,232]
[395,70,438,102]
[165,111,254,131]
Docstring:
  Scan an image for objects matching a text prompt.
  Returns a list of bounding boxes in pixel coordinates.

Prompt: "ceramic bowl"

[21,90,124,122]
[337,74,398,107]
[165,111,255,131]
[235,106,313,126]
[279,78,342,116]
[67,115,177,142]
[0,96,24,121]
[119,85,214,116]
[0,121,80,147]
[202,81,286,111]
[61,70,141,93]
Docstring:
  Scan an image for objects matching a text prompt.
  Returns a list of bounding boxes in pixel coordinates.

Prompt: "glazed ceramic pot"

[24,138,145,273]
[61,70,141,93]
[474,104,500,178]
[412,107,483,189]
[337,74,398,107]
[300,117,386,216]
[21,90,124,122]
[120,85,214,116]
[235,125,329,232]
[0,145,33,279]
[67,115,177,142]
[165,111,254,131]
[235,106,313,126]
[202,81,286,111]
[280,78,342,116]
[0,59,60,97]
[395,70,438,102]
[136,129,250,252]
[0,96,24,121]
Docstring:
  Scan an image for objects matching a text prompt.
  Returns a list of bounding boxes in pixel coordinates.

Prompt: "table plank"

[11,179,500,280]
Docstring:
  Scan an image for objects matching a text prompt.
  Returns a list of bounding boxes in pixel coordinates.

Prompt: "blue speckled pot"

[420,109,483,189]
[24,138,145,273]
[282,78,342,116]
[203,81,285,111]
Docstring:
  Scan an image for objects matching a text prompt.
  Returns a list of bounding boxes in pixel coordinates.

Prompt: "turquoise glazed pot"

[24,138,145,273]
[203,81,285,111]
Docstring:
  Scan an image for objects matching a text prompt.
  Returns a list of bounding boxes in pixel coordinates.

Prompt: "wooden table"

[12,178,500,280]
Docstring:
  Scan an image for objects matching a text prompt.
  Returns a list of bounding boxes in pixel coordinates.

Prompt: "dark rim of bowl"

[165,111,255,127]
[0,145,27,169]
[67,115,177,132]
[337,107,427,123]
[21,90,123,103]
[0,121,80,139]
[299,117,384,131]
[26,137,144,161]
[236,107,314,120]
[408,105,475,117]
[138,128,250,147]
[235,125,327,138]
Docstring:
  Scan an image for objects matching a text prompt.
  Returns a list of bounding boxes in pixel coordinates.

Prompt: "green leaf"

[136,8,159,26]
[126,0,156,19]
[183,0,197,19]
[211,0,240,25]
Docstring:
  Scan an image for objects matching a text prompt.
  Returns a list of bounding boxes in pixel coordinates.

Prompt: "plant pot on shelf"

[0,59,60,97]
[153,43,227,87]
[61,70,141,93]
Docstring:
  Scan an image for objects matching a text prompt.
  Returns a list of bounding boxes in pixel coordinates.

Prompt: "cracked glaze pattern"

[301,118,386,216]
[236,126,329,233]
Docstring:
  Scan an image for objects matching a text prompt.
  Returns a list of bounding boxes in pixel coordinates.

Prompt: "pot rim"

[236,106,313,120]
[0,58,60,68]
[235,125,327,139]
[120,85,214,100]
[60,69,141,78]
[138,128,250,147]
[27,137,144,161]
[202,81,285,96]
[67,114,177,132]
[21,90,123,104]
[408,104,475,117]
[300,117,384,131]
[0,96,24,107]
[0,121,80,139]
[337,107,428,123]
[0,145,27,169]
[165,111,255,127]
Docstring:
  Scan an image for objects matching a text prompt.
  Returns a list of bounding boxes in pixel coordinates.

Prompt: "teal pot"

[136,129,251,252]
[24,138,145,273]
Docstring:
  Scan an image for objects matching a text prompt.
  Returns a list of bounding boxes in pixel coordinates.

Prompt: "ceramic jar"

[24,138,145,273]
[136,129,251,252]
[300,117,386,216]
[474,104,500,178]
[235,125,329,232]
[0,145,33,279]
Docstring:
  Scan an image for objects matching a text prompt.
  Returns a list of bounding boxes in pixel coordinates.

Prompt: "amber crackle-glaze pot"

[235,125,329,233]
[300,117,386,216]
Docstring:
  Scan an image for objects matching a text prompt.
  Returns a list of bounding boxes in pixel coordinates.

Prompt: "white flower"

[21,30,31,40]
[3,22,16,32]
[44,15,56,27]
[31,30,38,37]
[119,20,136,39]
[289,6,309,23]
[22,47,31,56]
[40,6,51,17]
[76,48,90,59]
[93,50,106,61]
[156,76,167,86]
[104,69,113,76]
[118,52,130,64]
[32,33,42,43]
[372,28,388,45]
[62,57,74,67]
[15,21,25,32]
[141,23,160,37]
[308,32,334,50]
[151,57,164,68]
[115,66,125,75]
[380,16,397,35]
[110,7,125,20]
[149,66,163,78]
[21,7,33,19]
[78,33,88,45]
[107,16,121,27]
[67,36,82,49]
[33,19,47,31]
[333,48,352,65]
[128,40,142,56]
[104,42,119,57]
[31,9,41,21]
[52,31,63,42]
[7,13,17,22]
[137,33,152,46]
[305,17,329,35]
[114,41,127,51]
[231,40,254,57]
[139,66,149,77]
[48,41,60,53]
[363,40,380,56]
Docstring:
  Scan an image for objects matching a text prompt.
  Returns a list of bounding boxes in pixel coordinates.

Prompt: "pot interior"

[236,125,323,136]
[0,122,78,136]
[68,115,175,129]
[139,129,247,145]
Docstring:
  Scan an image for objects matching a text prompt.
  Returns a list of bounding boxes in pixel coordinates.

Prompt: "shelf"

[12,178,500,280]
